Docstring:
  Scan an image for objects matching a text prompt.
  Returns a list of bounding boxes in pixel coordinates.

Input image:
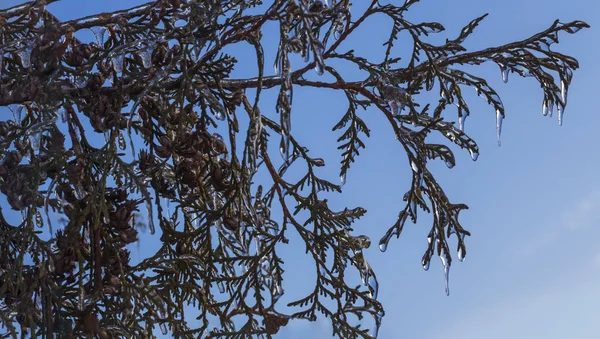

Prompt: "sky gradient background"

[2,0,600,338]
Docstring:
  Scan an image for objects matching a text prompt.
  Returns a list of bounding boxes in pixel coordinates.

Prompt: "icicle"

[495,109,503,146]
[190,46,202,62]
[500,64,509,83]
[112,54,124,74]
[356,253,379,299]
[440,255,451,296]
[8,104,23,122]
[35,209,43,228]
[118,133,126,150]
[333,12,345,40]
[547,101,554,117]
[159,324,168,335]
[458,115,465,132]
[373,310,384,338]
[29,131,41,154]
[139,49,152,68]
[273,57,280,75]
[561,79,568,105]
[340,173,346,185]
[77,285,85,311]
[146,199,155,234]
[542,100,549,116]
[314,45,325,75]
[557,105,564,126]
[303,41,311,63]
[279,135,289,161]
[283,59,292,89]
[217,281,225,293]
[70,75,86,89]
[18,47,32,69]
[91,27,107,46]
[367,270,379,299]
[273,280,284,302]
[57,107,67,123]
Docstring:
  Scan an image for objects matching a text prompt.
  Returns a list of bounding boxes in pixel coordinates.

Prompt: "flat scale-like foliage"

[0,0,588,338]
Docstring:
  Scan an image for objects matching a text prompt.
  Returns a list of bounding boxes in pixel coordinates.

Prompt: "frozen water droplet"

[159,323,168,335]
[458,115,465,132]
[495,109,503,146]
[457,247,465,262]
[139,49,152,68]
[18,47,32,68]
[214,109,226,121]
[379,224,401,252]
[112,54,124,74]
[217,281,225,293]
[422,258,430,271]
[314,62,324,75]
[379,242,387,252]
[340,173,346,185]
[542,100,549,116]
[547,101,554,117]
[469,149,479,161]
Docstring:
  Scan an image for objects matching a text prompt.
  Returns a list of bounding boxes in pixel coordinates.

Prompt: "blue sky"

[2,0,599,338]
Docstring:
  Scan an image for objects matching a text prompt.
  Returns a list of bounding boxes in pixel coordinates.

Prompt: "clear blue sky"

[2,1,599,338]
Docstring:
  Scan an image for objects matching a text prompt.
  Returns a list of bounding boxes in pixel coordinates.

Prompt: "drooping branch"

[0,0,587,338]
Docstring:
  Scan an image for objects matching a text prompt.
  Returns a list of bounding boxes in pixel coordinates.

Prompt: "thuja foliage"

[0,0,588,337]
